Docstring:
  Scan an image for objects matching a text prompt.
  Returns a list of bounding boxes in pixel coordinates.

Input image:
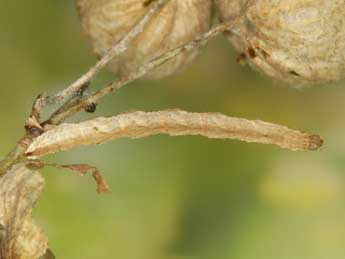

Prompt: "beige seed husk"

[76,0,212,78]
[0,164,47,259]
[216,0,345,85]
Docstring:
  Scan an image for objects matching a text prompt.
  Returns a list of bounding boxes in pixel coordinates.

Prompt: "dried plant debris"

[26,110,322,158]
[216,0,345,84]
[26,160,111,194]
[51,163,111,194]
[0,164,48,259]
[76,0,212,78]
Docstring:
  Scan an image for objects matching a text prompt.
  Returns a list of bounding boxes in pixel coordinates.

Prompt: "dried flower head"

[216,0,345,84]
[76,0,212,78]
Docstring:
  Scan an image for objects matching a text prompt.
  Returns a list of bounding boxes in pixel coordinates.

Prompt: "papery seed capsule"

[216,0,345,85]
[76,0,212,79]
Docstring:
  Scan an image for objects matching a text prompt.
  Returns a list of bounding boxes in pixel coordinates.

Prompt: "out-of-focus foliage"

[1,1,345,258]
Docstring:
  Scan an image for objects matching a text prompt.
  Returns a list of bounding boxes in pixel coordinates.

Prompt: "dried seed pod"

[0,164,48,259]
[216,0,345,84]
[76,0,212,78]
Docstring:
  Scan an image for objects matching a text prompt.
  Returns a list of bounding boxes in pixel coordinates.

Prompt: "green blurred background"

[1,1,345,258]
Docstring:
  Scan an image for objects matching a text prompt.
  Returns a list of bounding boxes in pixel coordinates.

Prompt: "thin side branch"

[44,18,240,125]
[46,0,169,106]
[0,0,171,176]
[26,110,323,158]
[0,140,31,177]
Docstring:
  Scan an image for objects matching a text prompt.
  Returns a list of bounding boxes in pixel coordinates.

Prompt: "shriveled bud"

[216,0,345,85]
[76,0,212,78]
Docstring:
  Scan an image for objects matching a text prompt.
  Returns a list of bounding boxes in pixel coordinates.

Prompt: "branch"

[44,18,239,126]
[0,1,240,180]
[0,0,171,176]
[26,110,323,158]
[46,0,169,105]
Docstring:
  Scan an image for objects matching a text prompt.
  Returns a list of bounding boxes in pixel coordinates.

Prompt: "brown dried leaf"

[0,164,48,259]
[26,110,322,158]
[52,164,111,194]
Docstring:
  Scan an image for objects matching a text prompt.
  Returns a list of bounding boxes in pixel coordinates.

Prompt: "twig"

[46,0,169,106]
[0,0,170,176]
[26,110,323,157]
[44,19,239,126]
[0,140,30,177]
